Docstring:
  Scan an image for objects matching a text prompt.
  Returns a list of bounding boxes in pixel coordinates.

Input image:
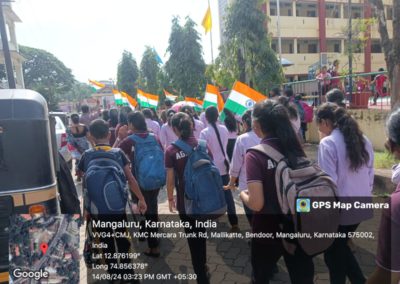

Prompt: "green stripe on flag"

[203,100,217,110]
[224,99,249,116]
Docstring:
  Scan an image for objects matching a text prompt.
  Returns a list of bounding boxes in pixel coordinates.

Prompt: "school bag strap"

[173,139,207,156]
[251,144,284,163]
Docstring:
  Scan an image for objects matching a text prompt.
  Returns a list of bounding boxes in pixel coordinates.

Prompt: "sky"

[12,0,222,83]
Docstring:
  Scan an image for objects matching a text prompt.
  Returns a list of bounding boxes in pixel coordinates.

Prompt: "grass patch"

[374,151,397,169]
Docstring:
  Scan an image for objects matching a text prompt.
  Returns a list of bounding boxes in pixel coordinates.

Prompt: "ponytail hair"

[223,108,237,133]
[242,109,252,132]
[171,112,193,140]
[109,108,119,127]
[316,103,369,171]
[277,96,298,121]
[252,100,305,167]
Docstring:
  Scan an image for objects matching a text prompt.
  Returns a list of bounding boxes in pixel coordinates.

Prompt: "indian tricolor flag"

[222,81,266,119]
[163,89,177,102]
[185,97,203,112]
[138,89,159,109]
[112,89,123,106]
[203,84,224,112]
[88,79,106,92]
[121,91,138,109]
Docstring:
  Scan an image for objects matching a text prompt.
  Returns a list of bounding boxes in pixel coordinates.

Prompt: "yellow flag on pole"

[202,6,212,34]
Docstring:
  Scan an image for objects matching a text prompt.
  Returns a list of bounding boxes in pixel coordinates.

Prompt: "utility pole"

[348,0,353,98]
[208,0,214,64]
[0,0,15,89]
[277,0,282,64]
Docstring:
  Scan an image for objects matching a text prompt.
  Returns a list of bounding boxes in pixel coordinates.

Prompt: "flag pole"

[208,0,214,64]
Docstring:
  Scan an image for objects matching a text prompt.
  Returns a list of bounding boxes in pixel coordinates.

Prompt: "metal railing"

[283,71,390,110]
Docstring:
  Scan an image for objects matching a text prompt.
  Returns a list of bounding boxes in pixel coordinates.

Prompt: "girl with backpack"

[165,112,212,284]
[240,100,314,284]
[224,110,260,224]
[316,103,374,284]
[181,105,204,139]
[367,109,400,284]
[115,111,165,258]
[200,106,240,233]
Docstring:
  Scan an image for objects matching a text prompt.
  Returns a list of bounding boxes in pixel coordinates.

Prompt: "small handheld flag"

[138,89,159,109]
[185,97,203,112]
[88,79,106,92]
[203,84,224,112]
[220,81,266,120]
[164,89,177,102]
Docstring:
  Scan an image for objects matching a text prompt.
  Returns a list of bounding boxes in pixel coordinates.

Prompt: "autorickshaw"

[0,89,60,282]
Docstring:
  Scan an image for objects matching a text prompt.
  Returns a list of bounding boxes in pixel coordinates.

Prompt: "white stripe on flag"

[228,90,256,107]
[204,92,217,104]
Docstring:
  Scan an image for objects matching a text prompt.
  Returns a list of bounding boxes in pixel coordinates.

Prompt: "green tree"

[19,45,75,110]
[215,0,283,93]
[370,0,400,108]
[139,47,161,94]
[64,82,94,102]
[165,16,206,98]
[117,50,139,97]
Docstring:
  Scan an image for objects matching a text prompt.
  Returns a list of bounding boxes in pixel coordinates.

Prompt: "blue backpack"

[129,133,166,191]
[173,139,227,218]
[84,149,128,215]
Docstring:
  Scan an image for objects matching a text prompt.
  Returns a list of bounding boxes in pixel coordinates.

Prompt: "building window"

[327,40,342,53]
[326,3,341,18]
[345,40,363,53]
[334,43,340,53]
[296,3,318,17]
[298,75,309,81]
[386,6,393,20]
[270,2,277,16]
[269,1,292,16]
[371,40,382,53]
[298,40,319,53]
[308,43,318,53]
[344,5,363,19]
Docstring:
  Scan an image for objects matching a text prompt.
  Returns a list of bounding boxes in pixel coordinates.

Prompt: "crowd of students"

[70,87,399,284]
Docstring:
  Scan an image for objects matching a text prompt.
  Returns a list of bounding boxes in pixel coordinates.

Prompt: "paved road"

[77,178,384,284]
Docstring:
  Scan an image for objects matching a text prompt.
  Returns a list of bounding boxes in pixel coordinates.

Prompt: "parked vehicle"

[0,90,62,282]
[50,113,72,169]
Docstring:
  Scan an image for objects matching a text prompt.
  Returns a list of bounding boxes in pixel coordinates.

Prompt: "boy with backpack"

[115,111,166,257]
[78,119,147,282]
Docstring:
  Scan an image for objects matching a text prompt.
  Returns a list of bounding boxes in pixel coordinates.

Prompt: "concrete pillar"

[293,0,296,17]
[318,0,327,52]
[340,3,344,18]
[364,1,372,74]
[14,59,24,89]
[7,21,17,49]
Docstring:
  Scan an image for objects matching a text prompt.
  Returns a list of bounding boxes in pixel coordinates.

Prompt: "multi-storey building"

[219,0,393,81]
